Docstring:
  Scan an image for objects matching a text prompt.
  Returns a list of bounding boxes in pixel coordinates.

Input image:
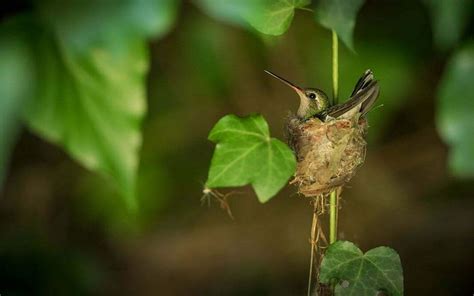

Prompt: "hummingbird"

[265,69,380,121]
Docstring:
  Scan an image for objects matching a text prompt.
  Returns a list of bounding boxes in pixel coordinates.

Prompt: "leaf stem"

[329,30,339,245]
[307,204,317,296]
[329,190,337,243]
[332,30,339,105]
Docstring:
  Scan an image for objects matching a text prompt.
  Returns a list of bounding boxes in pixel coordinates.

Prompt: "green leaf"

[246,0,311,35]
[436,42,474,177]
[36,0,178,49]
[423,0,472,51]
[195,0,309,36]
[206,114,296,203]
[194,0,263,26]
[152,0,180,38]
[320,241,404,296]
[0,17,36,187]
[22,0,179,206]
[314,0,365,50]
[23,27,147,208]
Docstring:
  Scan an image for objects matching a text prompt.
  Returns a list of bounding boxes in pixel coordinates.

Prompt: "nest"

[287,115,368,197]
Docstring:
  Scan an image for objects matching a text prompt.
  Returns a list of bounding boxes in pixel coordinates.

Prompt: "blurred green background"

[0,0,473,295]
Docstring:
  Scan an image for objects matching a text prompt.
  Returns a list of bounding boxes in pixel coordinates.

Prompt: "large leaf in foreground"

[24,30,147,207]
[247,0,311,36]
[320,241,403,296]
[423,0,472,51]
[314,0,366,50]
[206,114,296,203]
[194,0,262,26]
[436,42,474,176]
[0,18,35,187]
[195,0,308,36]
[36,0,178,48]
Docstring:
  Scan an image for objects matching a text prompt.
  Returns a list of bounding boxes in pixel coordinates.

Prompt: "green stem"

[329,30,339,245]
[332,30,339,104]
[307,206,317,296]
[329,190,337,243]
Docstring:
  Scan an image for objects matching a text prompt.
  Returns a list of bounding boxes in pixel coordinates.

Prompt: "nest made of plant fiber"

[287,114,368,197]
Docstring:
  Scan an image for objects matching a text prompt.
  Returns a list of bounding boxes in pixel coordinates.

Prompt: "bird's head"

[265,70,329,120]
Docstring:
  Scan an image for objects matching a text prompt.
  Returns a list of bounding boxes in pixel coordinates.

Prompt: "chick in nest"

[265,69,380,196]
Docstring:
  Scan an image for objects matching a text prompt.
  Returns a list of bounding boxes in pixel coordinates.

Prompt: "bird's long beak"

[264,70,305,97]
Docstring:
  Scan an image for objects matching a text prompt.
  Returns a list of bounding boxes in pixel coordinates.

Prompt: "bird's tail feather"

[322,69,379,119]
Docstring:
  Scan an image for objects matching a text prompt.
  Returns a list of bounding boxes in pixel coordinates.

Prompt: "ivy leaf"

[18,0,178,207]
[0,17,35,187]
[320,241,404,296]
[195,0,308,36]
[36,0,178,49]
[206,114,296,203]
[423,0,472,51]
[132,0,179,39]
[194,0,262,26]
[246,0,311,36]
[436,42,474,177]
[314,0,365,51]
[24,28,147,208]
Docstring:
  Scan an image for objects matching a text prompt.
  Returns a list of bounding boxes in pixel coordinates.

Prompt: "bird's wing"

[321,79,379,119]
[320,70,379,120]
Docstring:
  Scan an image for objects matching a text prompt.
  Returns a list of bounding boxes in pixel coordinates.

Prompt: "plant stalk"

[332,30,339,105]
[329,30,339,245]
[307,29,340,296]
[307,204,318,296]
[329,190,337,244]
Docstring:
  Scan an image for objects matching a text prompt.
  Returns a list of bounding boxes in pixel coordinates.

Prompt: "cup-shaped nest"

[287,115,368,197]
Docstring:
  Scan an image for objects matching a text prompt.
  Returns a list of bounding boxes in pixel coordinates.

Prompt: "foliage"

[198,0,364,48]
[247,0,311,35]
[199,1,407,293]
[2,0,472,293]
[0,18,35,186]
[193,0,262,26]
[314,0,365,51]
[24,28,147,208]
[206,114,296,203]
[0,0,406,206]
[437,42,474,177]
[320,241,403,296]
[196,0,310,35]
[36,0,178,44]
[22,28,144,209]
[0,1,178,207]
[0,0,469,211]
[423,0,473,51]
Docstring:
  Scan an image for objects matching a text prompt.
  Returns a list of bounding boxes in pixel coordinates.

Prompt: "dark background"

[1,1,473,295]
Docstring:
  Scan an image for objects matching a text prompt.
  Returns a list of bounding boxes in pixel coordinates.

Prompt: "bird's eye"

[309,93,316,100]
